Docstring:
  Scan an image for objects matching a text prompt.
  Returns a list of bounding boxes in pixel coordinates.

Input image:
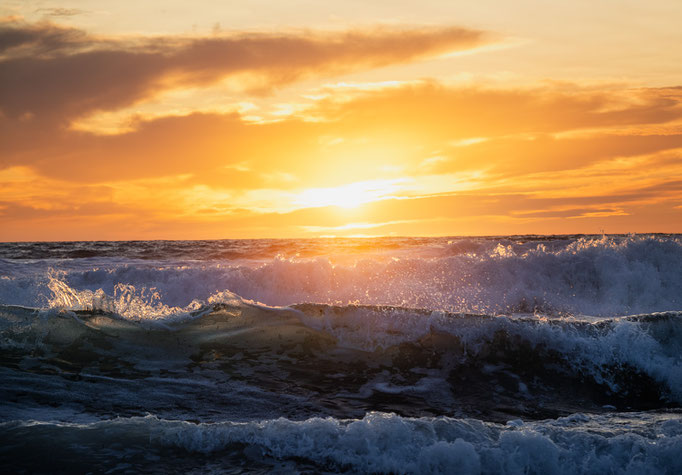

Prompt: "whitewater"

[1,234,681,473]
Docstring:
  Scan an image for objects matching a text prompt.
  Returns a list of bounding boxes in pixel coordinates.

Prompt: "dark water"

[1,235,681,473]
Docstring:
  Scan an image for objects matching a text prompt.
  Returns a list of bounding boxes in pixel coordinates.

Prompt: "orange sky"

[1,1,682,240]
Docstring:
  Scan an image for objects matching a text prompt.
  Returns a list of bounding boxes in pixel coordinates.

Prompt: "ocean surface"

[1,234,681,474]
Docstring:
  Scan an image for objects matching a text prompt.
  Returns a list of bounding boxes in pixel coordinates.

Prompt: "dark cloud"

[0,21,89,58]
[0,21,490,123]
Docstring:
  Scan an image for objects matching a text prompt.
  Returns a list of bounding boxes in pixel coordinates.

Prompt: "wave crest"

[1,235,680,317]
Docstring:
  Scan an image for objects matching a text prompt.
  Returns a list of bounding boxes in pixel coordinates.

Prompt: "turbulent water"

[1,235,681,473]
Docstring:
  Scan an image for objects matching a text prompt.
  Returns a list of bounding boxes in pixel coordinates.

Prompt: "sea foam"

[2,412,681,474]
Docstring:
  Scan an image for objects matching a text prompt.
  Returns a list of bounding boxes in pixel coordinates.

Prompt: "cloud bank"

[0,20,490,124]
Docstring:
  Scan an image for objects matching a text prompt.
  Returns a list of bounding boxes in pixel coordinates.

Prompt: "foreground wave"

[2,411,681,474]
[2,298,681,423]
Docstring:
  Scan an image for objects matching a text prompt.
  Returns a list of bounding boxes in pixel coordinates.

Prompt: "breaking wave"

[2,296,681,415]
[1,235,681,317]
[2,412,681,474]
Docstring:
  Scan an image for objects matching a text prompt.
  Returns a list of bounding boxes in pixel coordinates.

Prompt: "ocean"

[1,235,681,474]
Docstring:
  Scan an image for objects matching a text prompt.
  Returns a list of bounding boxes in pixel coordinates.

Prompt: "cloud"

[2,76,682,238]
[429,132,682,176]
[35,8,87,18]
[4,82,681,184]
[0,21,89,58]
[309,82,682,139]
[2,174,681,239]
[0,20,490,124]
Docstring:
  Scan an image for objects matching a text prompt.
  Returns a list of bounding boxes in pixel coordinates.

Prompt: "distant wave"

[1,235,681,317]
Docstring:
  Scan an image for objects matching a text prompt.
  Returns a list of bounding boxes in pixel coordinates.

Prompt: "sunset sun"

[292,180,402,210]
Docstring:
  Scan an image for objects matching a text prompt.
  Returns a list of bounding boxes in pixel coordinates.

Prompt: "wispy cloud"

[35,8,88,18]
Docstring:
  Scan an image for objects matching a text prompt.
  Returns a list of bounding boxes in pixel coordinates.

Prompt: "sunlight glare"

[292,179,404,209]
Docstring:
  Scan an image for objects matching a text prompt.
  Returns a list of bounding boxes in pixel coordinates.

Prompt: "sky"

[1,1,682,240]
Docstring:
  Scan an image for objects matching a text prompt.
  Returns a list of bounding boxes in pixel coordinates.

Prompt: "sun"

[293,179,404,209]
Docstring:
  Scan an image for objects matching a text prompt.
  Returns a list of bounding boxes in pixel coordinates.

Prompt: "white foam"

[157,411,682,474]
[24,411,674,474]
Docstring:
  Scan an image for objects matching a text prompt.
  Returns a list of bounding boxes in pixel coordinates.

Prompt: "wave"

[2,411,681,474]
[2,296,681,420]
[1,235,681,317]
[4,236,681,472]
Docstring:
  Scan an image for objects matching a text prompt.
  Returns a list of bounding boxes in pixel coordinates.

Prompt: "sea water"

[1,235,681,473]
